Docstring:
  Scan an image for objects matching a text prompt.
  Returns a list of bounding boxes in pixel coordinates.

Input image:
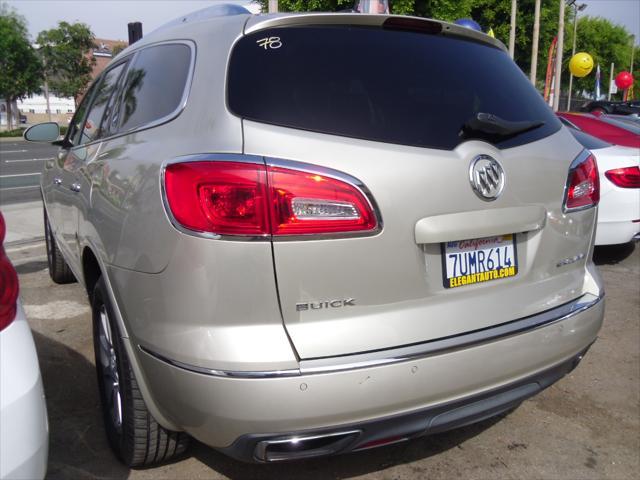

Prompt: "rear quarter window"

[228,25,561,150]
[117,43,192,133]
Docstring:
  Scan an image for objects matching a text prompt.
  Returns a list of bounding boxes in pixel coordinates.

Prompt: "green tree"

[0,4,42,130]
[257,0,353,11]
[37,21,96,105]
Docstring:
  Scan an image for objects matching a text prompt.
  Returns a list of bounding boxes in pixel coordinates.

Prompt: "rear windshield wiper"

[460,113,545,141]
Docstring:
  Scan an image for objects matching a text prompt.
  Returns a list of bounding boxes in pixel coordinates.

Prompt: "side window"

[67,80,99,146]
[77,62,127,145]
[117,43,191,133]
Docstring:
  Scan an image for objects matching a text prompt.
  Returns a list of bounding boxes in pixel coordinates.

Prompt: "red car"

[557,112,640,148]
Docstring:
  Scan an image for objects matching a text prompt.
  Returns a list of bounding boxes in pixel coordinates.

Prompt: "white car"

[0,212,48,480]
[567,128,640,245]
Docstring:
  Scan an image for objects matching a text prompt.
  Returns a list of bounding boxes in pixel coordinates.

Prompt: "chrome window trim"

[562,149,598,214]
[158,155,383,242]
[139,292,603,378]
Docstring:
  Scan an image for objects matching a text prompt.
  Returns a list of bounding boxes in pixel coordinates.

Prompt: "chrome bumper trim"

[139,292,603,379]
[137,345,301,378]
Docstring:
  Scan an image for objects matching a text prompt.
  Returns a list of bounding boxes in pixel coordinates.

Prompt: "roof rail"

[153,3,251,34]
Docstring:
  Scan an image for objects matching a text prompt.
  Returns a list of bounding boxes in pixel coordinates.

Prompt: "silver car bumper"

[135,293,604,461]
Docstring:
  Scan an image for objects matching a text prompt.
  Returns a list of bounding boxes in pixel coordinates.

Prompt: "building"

[90,38,127,81]
[5,38,127,128]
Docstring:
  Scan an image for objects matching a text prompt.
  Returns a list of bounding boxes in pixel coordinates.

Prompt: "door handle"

[53,177,62,186]
[70,183,81,193]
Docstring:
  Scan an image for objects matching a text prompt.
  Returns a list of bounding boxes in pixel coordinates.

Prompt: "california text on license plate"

[441,234,518,289]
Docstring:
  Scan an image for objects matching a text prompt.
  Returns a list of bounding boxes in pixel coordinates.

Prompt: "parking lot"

[0,139,58,205]
[6,236,638,480]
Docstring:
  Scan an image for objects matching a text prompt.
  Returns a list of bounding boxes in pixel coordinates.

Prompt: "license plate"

[441,234,518,289]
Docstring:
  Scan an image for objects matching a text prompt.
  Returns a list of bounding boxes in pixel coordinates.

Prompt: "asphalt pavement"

[0,138,58,205]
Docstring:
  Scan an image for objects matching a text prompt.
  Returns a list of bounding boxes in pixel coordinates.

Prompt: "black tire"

[92,277,189,467]
[590,107,608,115]
[44,208,76,284]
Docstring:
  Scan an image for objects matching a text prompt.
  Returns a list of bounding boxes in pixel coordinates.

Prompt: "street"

[6,240,639,480]
[0,139,58,205]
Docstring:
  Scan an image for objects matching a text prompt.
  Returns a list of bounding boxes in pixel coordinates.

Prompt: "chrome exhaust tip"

[254,430,361,462]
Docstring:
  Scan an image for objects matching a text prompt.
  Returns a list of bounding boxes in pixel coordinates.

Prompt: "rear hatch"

[230,15,595,359]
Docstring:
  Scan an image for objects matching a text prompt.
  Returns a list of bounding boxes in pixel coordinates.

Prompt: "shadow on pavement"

[190,413,507,480]
[593,242,636,265]
[15,260,47,275]
[31,331,130,480]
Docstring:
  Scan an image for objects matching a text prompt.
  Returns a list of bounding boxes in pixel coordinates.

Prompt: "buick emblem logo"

[469,155,505,201]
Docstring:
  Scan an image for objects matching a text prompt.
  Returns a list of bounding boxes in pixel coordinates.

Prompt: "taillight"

[164,162,270,236]
[0,212,19,331]
[268,167,377,235]
[164,161,379,237]
[563,152,599,212]
[605,166,640,188]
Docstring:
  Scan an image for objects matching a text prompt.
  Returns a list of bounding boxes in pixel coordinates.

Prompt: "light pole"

[509,0,517,59]
[530,0,541,85]
[552,0,566,112]
[566,1,587,111]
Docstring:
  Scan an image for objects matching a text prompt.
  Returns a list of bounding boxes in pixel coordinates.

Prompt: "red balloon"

[615,71,634,90]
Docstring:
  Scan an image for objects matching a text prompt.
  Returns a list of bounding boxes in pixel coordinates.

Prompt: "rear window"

[567,127,611,150]
[228,25,561,150]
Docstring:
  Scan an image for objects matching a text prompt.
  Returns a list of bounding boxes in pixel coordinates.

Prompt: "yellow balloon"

[569,52,594,77]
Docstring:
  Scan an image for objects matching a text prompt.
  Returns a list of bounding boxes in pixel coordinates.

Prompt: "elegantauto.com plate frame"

[441,234,518,289]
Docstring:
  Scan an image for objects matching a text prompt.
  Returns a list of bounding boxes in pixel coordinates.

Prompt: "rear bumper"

[0,303,48,479]
[135,292,604,461]
[225,344,592,462]
[595,220,640,245]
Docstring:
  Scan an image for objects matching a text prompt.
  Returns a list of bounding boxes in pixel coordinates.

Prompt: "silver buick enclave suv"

[26,5,604,466]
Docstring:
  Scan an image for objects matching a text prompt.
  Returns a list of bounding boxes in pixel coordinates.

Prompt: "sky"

[5,0,262,41]
[5,0,640,43]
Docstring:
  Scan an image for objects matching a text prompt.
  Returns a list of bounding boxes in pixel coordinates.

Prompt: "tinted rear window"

[568,127,611,150]
[228,25,561,150]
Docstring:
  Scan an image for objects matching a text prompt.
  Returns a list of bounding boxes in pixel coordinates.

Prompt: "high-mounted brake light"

[605,166,640,188]
[563,152,599,212]
[0,212,19,331]
[164,161,379,237]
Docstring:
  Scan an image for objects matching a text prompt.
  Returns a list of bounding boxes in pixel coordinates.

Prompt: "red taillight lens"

[268,167,377,235]
[165,162,270,236]
[563,153,600,212]
[605,166,640,188]
[0,212,19,331]
[164,161,378,237]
